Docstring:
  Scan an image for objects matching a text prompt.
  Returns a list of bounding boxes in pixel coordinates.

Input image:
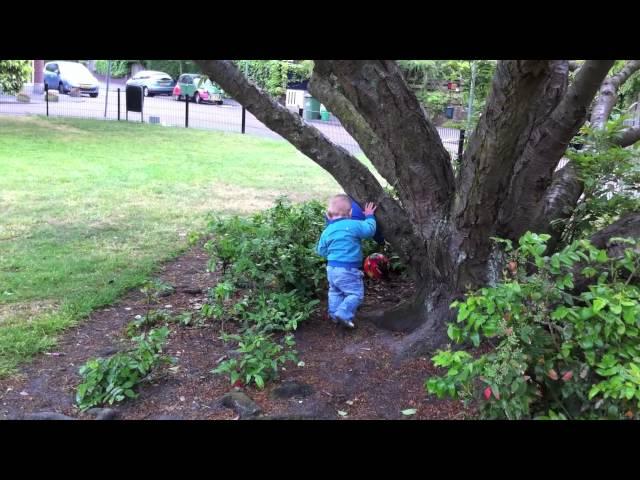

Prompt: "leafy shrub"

[204,198,327,388]
[204,197,326,299]
[76,327,173,411]
[418,90,449,118]
[237,291,319,333]
[234,60,313,98]
[426,232,640,420]
[0,60,32,95]
[94,60,132,78]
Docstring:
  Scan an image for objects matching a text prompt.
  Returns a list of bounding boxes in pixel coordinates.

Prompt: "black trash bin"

[445,106,454,119]
[126,85,144,121]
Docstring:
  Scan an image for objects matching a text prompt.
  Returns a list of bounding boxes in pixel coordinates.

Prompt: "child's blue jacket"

[316,216,377,268]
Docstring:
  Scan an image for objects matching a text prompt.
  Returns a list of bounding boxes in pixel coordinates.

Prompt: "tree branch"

[529,162,584,250]
[325,60,455,235]
[573,212,640,292]
[590,60,640,129]
[615,126,640,148]
[590,211,640,253]
[194,60,426,274]
[498,60,615,239]
[307,64,399,187]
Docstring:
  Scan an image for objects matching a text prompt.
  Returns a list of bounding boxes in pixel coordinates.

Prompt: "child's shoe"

[337,317,355,329]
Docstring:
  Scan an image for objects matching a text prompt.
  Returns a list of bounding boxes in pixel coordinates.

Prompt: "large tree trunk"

[33,60,44,94]
[195,59,639,358]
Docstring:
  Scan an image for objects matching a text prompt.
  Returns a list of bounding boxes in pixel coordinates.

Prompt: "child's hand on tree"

[364,202,377,216]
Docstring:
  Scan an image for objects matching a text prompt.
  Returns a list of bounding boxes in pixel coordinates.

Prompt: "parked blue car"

[44,61,100,97]
[125,70,176,97]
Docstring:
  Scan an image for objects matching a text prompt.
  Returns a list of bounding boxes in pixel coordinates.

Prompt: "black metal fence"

[0,86,464,158]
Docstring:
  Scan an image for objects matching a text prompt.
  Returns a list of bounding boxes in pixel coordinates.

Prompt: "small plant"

[212,329,298,389]
[140,279,174,303]
[76,327,174,411]
[201,280,236,330]
[172,311,203,327]
[125,309,173,336]
[187,230,202,246]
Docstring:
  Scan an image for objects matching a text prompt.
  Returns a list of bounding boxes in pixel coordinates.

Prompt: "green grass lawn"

[0,115,340,376]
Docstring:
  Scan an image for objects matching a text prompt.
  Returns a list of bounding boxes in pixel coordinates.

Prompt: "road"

[0,90,462,156]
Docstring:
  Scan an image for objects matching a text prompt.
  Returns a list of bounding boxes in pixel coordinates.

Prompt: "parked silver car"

[125,71,176,97]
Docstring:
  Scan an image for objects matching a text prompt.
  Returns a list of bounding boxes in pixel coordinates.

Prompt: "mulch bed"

[0,247,476,420]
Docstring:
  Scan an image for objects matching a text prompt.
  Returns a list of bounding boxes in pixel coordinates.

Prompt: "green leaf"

[623,307,636,324]
[401,408,417,416]
[596,250,609,263]
[593,298,607,312]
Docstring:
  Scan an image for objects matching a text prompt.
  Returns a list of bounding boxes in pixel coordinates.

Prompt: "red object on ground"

[363,253,390,280]
[483,387,492,400]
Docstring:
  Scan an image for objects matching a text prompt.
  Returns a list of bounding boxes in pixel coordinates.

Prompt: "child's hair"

[327,194,352,219]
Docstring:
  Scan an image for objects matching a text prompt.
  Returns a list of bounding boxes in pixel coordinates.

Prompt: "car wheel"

[194,93,201,104]
[217,100,223,105]
[58,83,65,94]
[90,93,98,98]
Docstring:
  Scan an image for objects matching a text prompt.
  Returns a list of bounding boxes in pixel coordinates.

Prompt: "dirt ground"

[0,247,475,420]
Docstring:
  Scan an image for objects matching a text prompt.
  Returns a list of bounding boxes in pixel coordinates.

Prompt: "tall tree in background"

[195,59,640,358]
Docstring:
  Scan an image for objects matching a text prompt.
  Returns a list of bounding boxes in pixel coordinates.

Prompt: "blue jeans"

[327,266,364,322]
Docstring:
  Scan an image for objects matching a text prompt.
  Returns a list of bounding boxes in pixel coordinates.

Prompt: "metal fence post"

[241,105,246,134]
[458,129,465,160]
[45,83,49,117]
[185,95,189,128]
[117,88,121,121]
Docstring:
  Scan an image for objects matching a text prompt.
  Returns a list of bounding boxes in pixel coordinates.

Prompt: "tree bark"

[590,60,640,129]
[326,60,455,236]
[452,61,569,288]
[498,60,614,240]
[33,60,44,94]
[307,63,399,188]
